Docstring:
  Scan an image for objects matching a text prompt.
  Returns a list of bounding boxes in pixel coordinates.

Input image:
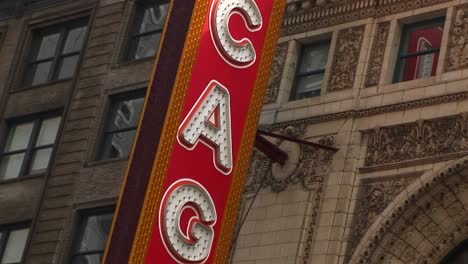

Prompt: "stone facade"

[232,0,468,263]
[0,0,468,264]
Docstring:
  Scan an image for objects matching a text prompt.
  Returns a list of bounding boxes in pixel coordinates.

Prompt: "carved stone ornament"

[244,127,335,264]
[264,42,288,104]
[245,126,335,193]
[346,174,418,260]
[282,0,452,37]
[351,156,468,264]
[364,113,468,167]
[365,22,390,87]
[328,26,365,92]
[447,5,468,72]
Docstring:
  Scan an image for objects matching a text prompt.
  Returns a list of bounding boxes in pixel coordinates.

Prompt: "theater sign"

[104,0,286,263]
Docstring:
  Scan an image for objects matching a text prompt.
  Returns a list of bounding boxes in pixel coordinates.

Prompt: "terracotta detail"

[365,22,390,87]
[365,114,468,167]
[282,0,452,36]
[347,174,418,260]
[351,156,468,264]
[328,26,365,92]
[265,42,289,104]
[447,5,468,71]
[245,129,335,264]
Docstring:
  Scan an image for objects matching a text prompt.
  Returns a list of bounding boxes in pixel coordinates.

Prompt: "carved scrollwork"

[346,174,418,260]
[244,130,335,264]
[364,114,468,167]
[328,26,365,92]
[265,42,289,104]
[282,0,452,37]
[245,130,335,194]
[365,22,390,87]
[447,5,468,72]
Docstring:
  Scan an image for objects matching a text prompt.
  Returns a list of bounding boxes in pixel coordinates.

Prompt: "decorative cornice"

[270,92,468,130]
[282,0,452,36]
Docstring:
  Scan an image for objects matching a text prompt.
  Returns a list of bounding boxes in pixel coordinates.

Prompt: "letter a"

[177,80,233,175]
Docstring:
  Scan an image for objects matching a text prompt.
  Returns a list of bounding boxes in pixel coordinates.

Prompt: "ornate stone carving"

[265,42,288,104]
[447,5,468,72]
[282,0,452,37]
[245,130,335,193]
[328,26,365,92]
[347,174,418,260]
[351,157,468,264]
[285,0,343,15]
[244,150,271,194]
[365,114,468,167]
[301,181,325,264]
[244,129,335,264]
[365,22,390,87]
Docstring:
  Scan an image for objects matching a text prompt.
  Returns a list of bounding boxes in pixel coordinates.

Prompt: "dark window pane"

[131,33,161,60]
[0,115,61,180]
[100,131,137,159]
[23,19,88,87]
[1,228,29,264]
[25,61,53,86]
[406,25,443,53]
[294,73,324,100]
[63,26,87,54]
[402,51,440,82]
[36,117,61,146]
[71,254,103,264]
[56,55,79,80]
[107,97,144,131]
[395,19,444,83]
[34,32,60,60]
[291,41,330,101]
[299,43,330,73]
[4,122,34,151]
[138,3,169,34]
[29,148,52,175]
[75,213,113,253]
[0,153,25,180]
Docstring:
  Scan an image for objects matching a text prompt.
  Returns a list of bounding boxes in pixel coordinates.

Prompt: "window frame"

[70,207,115,263]
[0,222,30,264]
[290,40,331,101]
[125,0,169,62]
[22,17,88,88]
[393,17,446,83]
[0,111,62,180]
[97,89,146,161]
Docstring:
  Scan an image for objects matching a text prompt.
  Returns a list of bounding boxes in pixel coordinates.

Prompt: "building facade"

[0,0,467,264]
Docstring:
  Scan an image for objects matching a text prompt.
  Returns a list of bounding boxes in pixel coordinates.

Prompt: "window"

[127,0,169,61]
[290,41,330,101]
[23,18,88,87]
[71,209,114,264]
[0,114,62,181]
[394,18,445,83]
[98,91,145,160]
[0,224,30,264]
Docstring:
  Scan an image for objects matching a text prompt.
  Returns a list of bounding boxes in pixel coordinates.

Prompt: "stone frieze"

[365,114,468,167]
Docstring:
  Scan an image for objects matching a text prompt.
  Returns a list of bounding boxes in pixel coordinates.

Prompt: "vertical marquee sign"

[104,0,286,263]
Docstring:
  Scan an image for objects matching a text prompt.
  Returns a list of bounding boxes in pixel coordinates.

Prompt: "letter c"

[210,0,263,68]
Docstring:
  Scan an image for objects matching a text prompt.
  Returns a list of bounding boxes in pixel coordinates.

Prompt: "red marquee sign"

[104,0,286,263]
